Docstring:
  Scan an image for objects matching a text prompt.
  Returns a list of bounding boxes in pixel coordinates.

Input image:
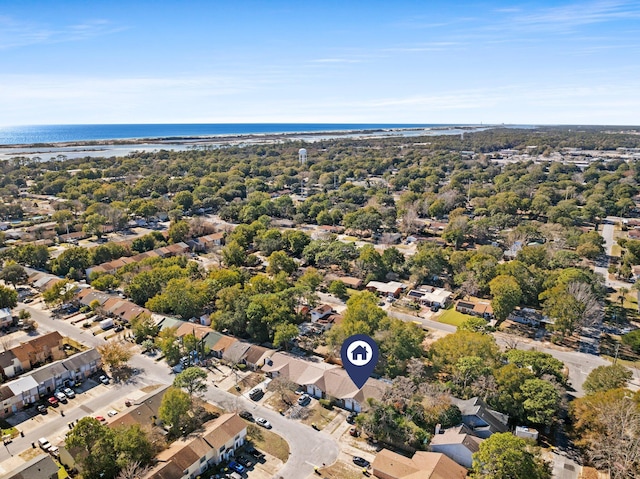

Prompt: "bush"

[319,398,333,409]
[82,322,91,328]
[236,363,247,370]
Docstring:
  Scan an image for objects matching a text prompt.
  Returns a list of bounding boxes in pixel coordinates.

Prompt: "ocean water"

[0,123,453,145]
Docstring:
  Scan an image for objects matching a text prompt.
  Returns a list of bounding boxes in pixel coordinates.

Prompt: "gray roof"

[0,452,58,479]
[0,350,17,369]
[62,348,101,370]
[452,396,508,434]
[222,341,251,362]
[30,362,69,383]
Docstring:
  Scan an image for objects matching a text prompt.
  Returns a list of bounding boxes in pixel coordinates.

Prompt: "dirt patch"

[228,372,264,395]
[318,460,363,479]
[140,384,163,393]
[19,447,44,461]
[299,402,337,430]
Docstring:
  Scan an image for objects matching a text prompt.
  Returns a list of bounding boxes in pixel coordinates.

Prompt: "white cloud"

[0,16,126,49]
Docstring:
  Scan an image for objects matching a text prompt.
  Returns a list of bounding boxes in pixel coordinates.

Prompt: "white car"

[38,437,58,455]
[107,409,118,417]
[255,417,272,429]
[63,387,75,399]
[54,391,67,403]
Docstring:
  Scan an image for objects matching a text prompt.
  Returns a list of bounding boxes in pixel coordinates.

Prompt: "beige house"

[372,449,467,479]
[143,413,247,479]
[429,424,482,468]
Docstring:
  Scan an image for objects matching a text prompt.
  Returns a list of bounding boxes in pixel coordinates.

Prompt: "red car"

[47,397,59,407]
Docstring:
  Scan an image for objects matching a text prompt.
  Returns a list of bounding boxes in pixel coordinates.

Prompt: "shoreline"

[0,125,491,161]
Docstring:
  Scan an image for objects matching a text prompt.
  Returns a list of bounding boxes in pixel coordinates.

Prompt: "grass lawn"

[299,402,338,430]
[436,309,471,327]
[247,425,290,462]
[611,244,622,257]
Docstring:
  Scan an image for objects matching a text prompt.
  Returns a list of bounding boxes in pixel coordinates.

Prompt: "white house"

[429,424,483,468]
[0,308,12,328]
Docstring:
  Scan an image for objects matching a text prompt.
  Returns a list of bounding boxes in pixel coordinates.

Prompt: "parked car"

[346,412,358,424]
[297,394,311,406]
[228,461,246,474]
[47,397,59,407]
[107,409,118,417]
[95,416,106,423]
[237,456,252,467]
[239,410,254,421]
[99,375,110,385]
[37,405,48,414]
[54,391,67,403]
[349,427,360,437]
[245,445,263,458]
[38,437,58,455]
[63,387,76,399]
[249,388,263,400]
[353,456,370,468]
[255,417,272,429]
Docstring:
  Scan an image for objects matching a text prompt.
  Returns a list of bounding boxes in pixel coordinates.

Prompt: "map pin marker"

[341,334,379,389]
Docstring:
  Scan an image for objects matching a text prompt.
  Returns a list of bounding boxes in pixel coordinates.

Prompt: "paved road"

[595,217,630,289]
[4,300,339,479]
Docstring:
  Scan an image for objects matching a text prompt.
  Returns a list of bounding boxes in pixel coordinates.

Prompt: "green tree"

[42,279,76,306]
[51,246,91,278]
[489,275,522,323]
[130,313,159,343]
[266,250,297,276]
[471,432,551,479]
[173,367,208,398]
[221,240,247,267]
[622,329,640,354]
[520,379,560,426]
[0,284,18,309]
[0,262,28,289]
[66,417,118,479]
[158,387,191,433]
[429,330,500,375]
[112,424,154,471]
[167,220,190,244]
[583,364,633,394]
[326,291,387,352]
[273,322,299,349]
[328,280,349,300]
[459,317,492,334]
[155,327,181,365]
[83,213,107,238]
[173,190,194,211]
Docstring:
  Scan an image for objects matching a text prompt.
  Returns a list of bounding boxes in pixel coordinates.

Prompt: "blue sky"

[1,0,639,126]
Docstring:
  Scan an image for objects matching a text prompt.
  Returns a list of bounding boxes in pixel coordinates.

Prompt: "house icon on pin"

[352,345,368,362]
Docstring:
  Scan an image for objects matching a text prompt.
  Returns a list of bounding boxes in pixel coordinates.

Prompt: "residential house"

[334,276,363,289]
[61,349,102,382]
[455,300,494,320]
[31,362,70,396]
[0,385,16,419]
[309,368,387,412]
[9,342,36,371]
[0,308,13,328]
[222,341,251,365]
[27,331,65,364]
[406,286,453,308]
[0,350,22,379]
[262,352,387,412]
[209,335,238,359]
[0,453,59,479]
[2,375,38,416]
[372,449,467,479]
[142,413,247,479]
[243,345,275,370]
[429,424,482,468]
[366,281,407,298]
[310,304,334,322]
[109,385,170,430]
[188,232,225,251]
[451,397,508,438]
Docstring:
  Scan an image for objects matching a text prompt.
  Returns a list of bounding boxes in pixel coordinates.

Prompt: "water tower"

[299,148,307,165]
